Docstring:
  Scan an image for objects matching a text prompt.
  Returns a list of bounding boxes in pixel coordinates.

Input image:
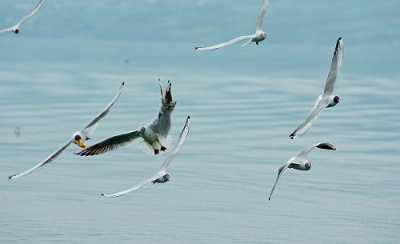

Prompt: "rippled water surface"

[0,1,399,243]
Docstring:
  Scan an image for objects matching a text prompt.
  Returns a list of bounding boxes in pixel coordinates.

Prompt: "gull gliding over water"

[8,82,125,180]
[289,37,344,139]
[101,116,191,198]
[77,81,176,157]
[0,0,46,34]
[268,142,336,201]
[195,0,270,51]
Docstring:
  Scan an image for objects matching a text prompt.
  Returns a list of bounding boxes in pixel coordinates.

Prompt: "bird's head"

[327,95,340,108]
[316,142,336,151]
[72,132,87,149]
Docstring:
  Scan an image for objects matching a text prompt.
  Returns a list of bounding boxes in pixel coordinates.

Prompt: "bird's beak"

[75,139,87,149]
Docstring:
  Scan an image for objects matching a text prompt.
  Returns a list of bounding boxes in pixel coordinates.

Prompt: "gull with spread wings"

[195,0,270,51]
[77,81,176,157]
[289,37,344,139]
[0,0,46,34]
[8,82,125,180]
[101,116,191,198]
[268,142,336,200]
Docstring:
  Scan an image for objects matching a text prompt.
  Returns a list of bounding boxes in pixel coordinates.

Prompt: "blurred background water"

[0,0,399,243]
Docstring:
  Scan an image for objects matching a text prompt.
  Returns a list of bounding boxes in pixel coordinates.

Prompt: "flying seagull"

[195,0,270,51]
[8,82,125,180]
[268,142,336,200]
[101,116,191,198]
[0,0,47,34]
[289,37,344,139]
[77,80,176,157]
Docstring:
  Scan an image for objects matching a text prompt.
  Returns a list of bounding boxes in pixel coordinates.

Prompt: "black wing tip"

[100,193,105,197]
[194,46,202,50]
[289,133,295,139]
[121,81,125,86]
[187,115,191,119]
[8,175,15,180]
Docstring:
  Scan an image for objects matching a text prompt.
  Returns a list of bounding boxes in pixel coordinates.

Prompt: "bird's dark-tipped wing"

[77,130,141,156]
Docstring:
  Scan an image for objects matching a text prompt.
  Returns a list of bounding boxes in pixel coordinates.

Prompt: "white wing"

[160,116,191,171]
[195,35,255,51]
[8,140,72,180]
[101,172,164,198]
[0,27,13,33]
[268,163,289,200]
[256,0,269,31]
[289,95,329,139]
[323,37,344,95]
[17,0,47,25]
[82,82,125,137]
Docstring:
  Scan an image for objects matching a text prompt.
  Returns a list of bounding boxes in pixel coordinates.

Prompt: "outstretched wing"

[268,163,289,200]
[289,95,329,139]
[9,140,72,180]
[256,0,269,31]
[17,0,47,25]
[101,116,191,198]
[83,82,125,137]
[195,35,254,51]
[323,37,344,95]
[101,172,163,198]
[0,27,13,33]
[160,116,191,171]
[77,130,141,156]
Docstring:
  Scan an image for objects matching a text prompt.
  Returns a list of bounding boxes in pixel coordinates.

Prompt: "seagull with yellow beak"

[8,82,125,180]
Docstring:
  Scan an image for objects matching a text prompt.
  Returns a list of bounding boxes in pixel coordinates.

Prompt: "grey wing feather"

[160,116,191,171]
[195,35,254,51]
[324,38,344,95]
[83,82,124,134]
[18,0,46,25]
[8,140,72,180]
[77,130,141,156]
[101,173,162,198]
[289,96,328,139]
[256,0,269,31]
[268,163,289,200]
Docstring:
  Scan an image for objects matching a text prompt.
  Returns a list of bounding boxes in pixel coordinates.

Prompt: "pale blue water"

[1,1,399,243]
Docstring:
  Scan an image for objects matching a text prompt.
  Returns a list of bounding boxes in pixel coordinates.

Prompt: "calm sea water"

[0,1,399,243]
[0,61,398,244]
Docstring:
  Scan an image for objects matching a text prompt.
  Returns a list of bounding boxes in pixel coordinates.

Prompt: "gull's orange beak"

[74,139,86,149]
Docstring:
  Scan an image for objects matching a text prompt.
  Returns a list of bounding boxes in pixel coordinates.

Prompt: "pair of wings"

[268,142,336,200]
[0,0,46,33]
[101,116,191,198]
[195,0,269,51]
[289,37,344,139]
[8,82,124,180]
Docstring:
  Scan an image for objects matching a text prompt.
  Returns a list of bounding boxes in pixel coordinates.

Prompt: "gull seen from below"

[77,80,176,157]
[289,37,344,139]
[101,116,191,198]
[195,0,270,51]
[8,82,125,180]
[268,142,336,201]
[0,0,46,34]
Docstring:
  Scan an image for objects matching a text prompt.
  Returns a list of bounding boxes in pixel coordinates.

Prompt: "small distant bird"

[101,116,191,198]
[14,126,21,137]
[77,80,176,157]
[195,0,270,51]
[289,37,344,139]
[8,82,125,180]
[0,0,47,34]
[268,142,336,200]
